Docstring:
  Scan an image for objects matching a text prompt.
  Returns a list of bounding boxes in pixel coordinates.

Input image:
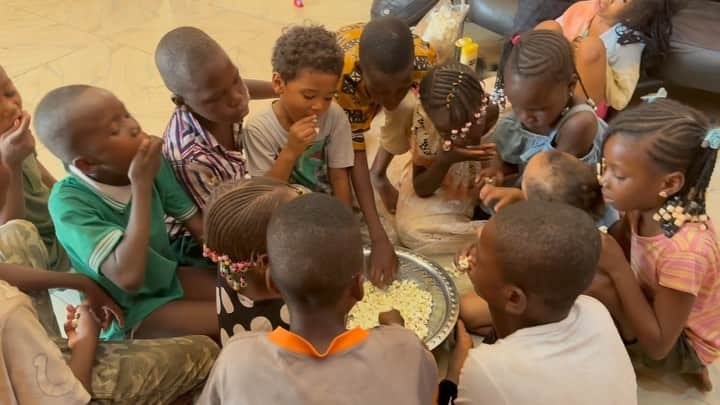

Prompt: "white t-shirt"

[456,295,637,405]
[0,280,90,405]
[243,102,354,194]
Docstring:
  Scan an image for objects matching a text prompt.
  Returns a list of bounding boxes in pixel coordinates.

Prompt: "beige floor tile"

[0,8,99,76]
[206,0,370,29]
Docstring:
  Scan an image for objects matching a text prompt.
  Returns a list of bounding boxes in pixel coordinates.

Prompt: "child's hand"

[598,233,630,277]
[368,237,398,288]
[454,241,476,273]
[474,167,504,189]
[64,303,100,349]
[286,115,317,157]
[379,309,405,326]
[439,143,497,165]
[478,185,524,211]
[0,111,34,169]
[447,320,474,384]
[128,136,163,187]
[79,277,125,331]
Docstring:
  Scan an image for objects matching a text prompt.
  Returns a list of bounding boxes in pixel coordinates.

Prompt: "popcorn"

[347,280,433,340]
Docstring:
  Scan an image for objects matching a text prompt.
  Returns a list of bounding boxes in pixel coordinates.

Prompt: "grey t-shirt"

[243,103,354,193]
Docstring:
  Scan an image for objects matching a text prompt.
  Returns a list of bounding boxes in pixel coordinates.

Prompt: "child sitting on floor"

[243,24,397,287]
[394,63,499,255]
[198,193,438,405]
[0,159,217,404]
[155,26,274,266]
[34,85,217,340]
[442,201,637,404]
[461,150,617,334]
[596,99,719,391]
[487,29,607,187]
[244,25,353,205]
[204,177,305,345]
[537,0,677,114]
[0,64,70,271]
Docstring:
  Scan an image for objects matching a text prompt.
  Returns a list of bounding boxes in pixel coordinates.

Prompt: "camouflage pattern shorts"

[0,220,220,404]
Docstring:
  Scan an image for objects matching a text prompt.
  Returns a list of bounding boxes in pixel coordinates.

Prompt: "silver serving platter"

[363,247,459,350]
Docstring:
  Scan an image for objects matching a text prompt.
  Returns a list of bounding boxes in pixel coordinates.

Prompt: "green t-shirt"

[49,158,197,340]
[22,155,70,271]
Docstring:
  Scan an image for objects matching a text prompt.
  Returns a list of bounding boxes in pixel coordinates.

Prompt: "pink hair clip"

[451,129,458,135]
[461,127,469,133]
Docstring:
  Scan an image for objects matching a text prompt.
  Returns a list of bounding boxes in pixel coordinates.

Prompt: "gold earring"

[659,191,668,198]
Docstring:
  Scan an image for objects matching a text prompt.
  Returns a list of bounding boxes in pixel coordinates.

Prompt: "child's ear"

[271,72,285,96]
[660,171,685,199]
[265,267,281,295]
[73,157,97,176]
[503,285,527,315]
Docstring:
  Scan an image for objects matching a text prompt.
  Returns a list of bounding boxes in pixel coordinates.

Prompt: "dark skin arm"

[554,110,598,159]
[329,167,353,208]
[245,79,276,100]
[182,212,205,245]
[351,150,398,287]
[600,234,696,360]
[413,143,497,197]
[0,263,124,329]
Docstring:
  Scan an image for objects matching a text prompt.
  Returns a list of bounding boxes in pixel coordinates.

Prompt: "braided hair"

[606,99,717,216]
[493,30,590,107]
[614,0,678,72]
[204,177,300,263]
[419,62,486,130]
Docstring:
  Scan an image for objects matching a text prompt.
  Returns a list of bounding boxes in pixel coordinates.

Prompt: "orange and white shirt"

[197,325,438,405]
[632,219,720,365]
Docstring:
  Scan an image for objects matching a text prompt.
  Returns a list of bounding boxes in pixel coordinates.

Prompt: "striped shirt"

[162,108,248,238]
[632,219,720,365]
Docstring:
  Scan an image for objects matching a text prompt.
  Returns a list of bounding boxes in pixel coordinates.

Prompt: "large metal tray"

[363,247,459,350]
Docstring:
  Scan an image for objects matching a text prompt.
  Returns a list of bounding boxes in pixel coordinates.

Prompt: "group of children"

[0,2,718,403]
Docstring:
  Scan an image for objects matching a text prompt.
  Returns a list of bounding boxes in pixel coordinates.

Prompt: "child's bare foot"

[371,172,398,214]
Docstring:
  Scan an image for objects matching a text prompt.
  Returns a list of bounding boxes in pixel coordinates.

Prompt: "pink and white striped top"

[162,108,248,238]
[632,219,720,365]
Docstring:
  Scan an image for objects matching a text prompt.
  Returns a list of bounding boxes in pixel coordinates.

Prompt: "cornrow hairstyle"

[494,30,591,106]
[204,177,300,263]
[606,99,717,216]
[272,25,344,82]
[614,0,678,72]
[419,62,486,130]
[525,151,606,221]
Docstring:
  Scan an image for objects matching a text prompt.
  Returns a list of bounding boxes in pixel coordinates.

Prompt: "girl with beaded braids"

[486,29,607,188]
[393,63,499,255]
[596,99,719,391]
[203,177,306,345]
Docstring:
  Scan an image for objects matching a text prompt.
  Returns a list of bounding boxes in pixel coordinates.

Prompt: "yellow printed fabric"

[335,23,436,151]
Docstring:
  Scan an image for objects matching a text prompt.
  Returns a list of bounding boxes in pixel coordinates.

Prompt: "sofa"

[466,0,720,96]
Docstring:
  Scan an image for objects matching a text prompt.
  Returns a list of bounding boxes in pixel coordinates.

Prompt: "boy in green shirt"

[35,85,217,340]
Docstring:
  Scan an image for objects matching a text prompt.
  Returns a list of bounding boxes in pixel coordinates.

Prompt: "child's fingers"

[478,184,495,201]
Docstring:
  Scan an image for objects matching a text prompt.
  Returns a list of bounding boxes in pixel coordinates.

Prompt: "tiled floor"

[1,1,718,403]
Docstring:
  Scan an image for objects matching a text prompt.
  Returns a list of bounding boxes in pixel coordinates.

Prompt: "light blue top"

[492,103,607,185]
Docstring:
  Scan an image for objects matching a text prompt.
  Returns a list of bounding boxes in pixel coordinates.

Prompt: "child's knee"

[460,292,491,328]
[0,220,49,267]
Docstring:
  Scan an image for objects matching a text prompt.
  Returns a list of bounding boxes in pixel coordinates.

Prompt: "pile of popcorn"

[347,280,433,340]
